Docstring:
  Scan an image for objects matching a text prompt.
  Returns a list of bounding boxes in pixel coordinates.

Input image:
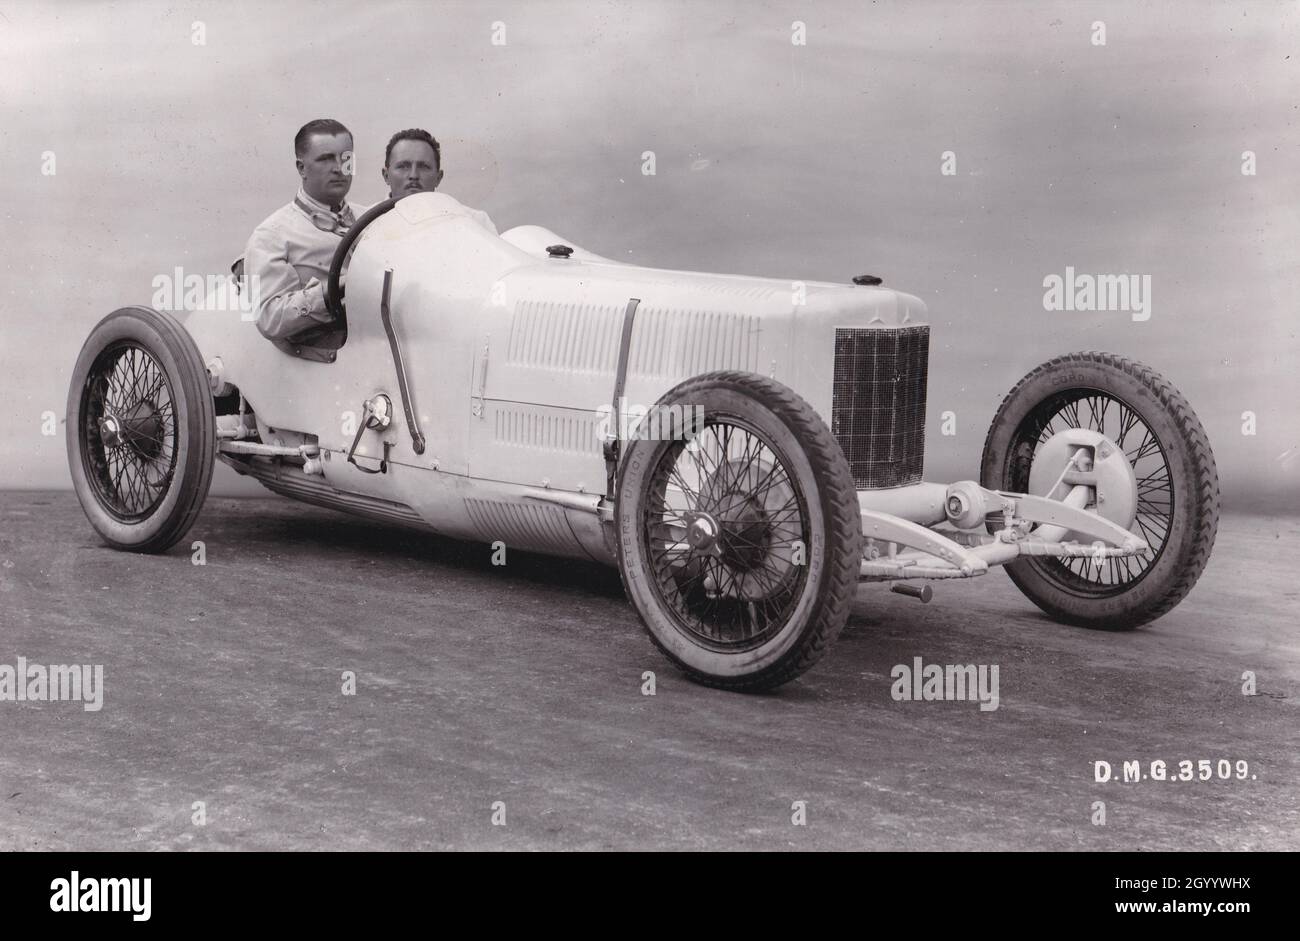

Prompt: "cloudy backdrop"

[1,0,1296,507]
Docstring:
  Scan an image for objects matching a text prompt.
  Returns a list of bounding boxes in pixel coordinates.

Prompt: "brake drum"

[1028,428,1139,532]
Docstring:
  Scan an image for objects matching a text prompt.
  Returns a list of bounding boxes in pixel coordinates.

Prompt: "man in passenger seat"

[381,127,498,234]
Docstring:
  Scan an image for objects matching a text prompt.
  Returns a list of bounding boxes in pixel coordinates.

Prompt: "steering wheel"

[325,196,399,322]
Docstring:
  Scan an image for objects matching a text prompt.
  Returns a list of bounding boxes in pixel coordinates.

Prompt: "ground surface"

[0,491,1296,851]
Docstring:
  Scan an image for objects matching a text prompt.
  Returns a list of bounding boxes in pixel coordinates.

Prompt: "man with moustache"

[245,118,367,347]
[380,128,497,233]
[381,128,444,199]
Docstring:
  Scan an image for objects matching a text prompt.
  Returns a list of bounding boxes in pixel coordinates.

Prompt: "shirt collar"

[296,186,345,215]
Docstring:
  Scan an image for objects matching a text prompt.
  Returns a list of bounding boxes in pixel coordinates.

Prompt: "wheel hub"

[684,496,774,569]
[1030,428,1138,532]
[684,511,721,552]
[98,401,164,458]
[98,414,124,449]
[711,494,770,569]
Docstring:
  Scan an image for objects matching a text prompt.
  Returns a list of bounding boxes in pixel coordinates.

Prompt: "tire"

[66,306,216,553]
[980,351,1219,630]
[615,371,863,691]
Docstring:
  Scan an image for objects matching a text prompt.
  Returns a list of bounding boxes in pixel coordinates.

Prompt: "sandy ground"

[0,491,1296,851]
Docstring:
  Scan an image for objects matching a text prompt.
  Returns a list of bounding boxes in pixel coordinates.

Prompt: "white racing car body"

[187,193,927,562]
[68,192,1220,690]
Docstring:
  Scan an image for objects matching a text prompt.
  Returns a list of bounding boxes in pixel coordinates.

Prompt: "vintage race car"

[67,192,1220,691]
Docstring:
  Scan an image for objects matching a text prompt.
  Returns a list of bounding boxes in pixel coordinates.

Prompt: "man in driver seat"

[245,118,367,344]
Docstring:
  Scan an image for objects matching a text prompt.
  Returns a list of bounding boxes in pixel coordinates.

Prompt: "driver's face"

[383,139,443,199]
[297,133,354,208]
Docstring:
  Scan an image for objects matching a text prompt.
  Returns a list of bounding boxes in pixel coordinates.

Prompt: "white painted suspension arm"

[860,510,988,576]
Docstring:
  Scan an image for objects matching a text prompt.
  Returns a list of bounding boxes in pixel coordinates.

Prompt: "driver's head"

[382,129,443,199]
[294,119,354,209]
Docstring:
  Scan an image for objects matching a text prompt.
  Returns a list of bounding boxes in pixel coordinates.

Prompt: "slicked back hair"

[385,128,441,169]
[294,119,352,159]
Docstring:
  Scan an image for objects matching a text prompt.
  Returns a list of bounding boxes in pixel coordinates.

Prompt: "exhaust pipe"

[890,582,933,603]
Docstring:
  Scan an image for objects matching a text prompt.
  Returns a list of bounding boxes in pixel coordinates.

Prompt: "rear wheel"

[615,372,863,691]
[980,352,1219,629]
[66,306,216,552]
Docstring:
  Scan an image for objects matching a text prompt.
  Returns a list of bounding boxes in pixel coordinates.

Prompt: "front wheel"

[615,372,863,691]
[66,306,216,553]
[980,351,1219,630]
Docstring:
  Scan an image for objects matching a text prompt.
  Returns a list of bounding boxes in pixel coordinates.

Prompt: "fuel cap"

[852,274,883,286]
[546,244,574,258]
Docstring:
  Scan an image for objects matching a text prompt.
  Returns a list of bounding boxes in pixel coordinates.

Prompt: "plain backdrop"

[1,0,1296,509]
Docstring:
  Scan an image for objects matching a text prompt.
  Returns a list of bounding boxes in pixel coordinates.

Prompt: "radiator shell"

[831,326,930,489]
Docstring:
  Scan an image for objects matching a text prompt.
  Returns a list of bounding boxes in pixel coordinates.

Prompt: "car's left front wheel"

[615,371,863,691]
[66,306,216,552]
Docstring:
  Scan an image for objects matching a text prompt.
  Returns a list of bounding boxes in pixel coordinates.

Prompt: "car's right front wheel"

[980,351,1219,629]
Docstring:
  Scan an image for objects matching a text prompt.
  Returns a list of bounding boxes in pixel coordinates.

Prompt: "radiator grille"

[831,326,929,489]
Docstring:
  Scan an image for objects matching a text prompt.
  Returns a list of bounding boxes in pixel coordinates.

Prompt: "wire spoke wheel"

[643,418,811,652]
[67,306,216,553]
[616,371,862,691]
[82,342,179,521]
[981,352,1219,630]
[1006,389,1172,593]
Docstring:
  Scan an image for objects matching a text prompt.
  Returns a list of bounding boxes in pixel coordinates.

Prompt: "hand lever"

[379,268,427,455]
[346,394,392,474]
